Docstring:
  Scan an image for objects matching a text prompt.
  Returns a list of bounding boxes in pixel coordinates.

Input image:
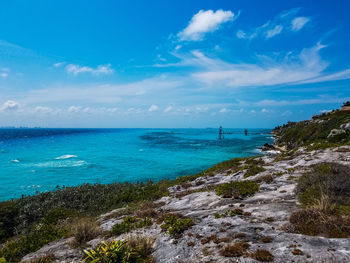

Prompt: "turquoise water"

[0,128,272,201]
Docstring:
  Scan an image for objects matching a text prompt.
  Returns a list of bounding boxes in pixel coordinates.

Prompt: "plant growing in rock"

[251,249,274,262]
[220,242,250,257]
[27,254,55,263]
[289,162,350,238]
[243,165,266,178]
[83,240,136,263]
[70,217,101,247]
[215,181,260,198]
[112,216,152,236]
[160,214,193,238]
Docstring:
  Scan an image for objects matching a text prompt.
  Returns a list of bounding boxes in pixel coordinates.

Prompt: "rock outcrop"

[21,145,350,263]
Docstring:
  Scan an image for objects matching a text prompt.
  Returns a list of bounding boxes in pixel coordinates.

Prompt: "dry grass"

[134,201,158,218]
[28,254,55,263]
[70,217,101,247]
[251,249,274,262]
[220,242,250,257]
[289,208,350,238]
[232,232,246,239]
[292,248,304,255]
[259,236,273,243]
[127,235,155,259]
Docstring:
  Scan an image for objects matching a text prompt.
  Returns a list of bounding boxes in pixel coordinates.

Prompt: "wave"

[11,159,20,163]
[30,160,87,168]
[55,155,77,160]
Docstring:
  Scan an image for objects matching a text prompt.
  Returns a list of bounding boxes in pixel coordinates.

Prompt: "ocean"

[0,128,273,201]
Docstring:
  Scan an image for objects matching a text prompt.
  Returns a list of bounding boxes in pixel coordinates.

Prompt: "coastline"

[1,107,350,263]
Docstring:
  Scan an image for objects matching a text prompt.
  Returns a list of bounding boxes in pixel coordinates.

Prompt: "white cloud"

[66,64,113,76]
[282,110,292,116]
[35,106,54,114]
[178,9,234,41]
[242,96,350,107]
[0,72,8,77]
[191,43,330,88]
[261,108,269,113]
[68,106,82,113]
[265,25,283,38]
[148,105,159,112]
[164,106,174,113]
[1,100,20,111]
[237,8,310,40]
[219,107,227,113]
[291,17,310,31]
[53,62,65,67]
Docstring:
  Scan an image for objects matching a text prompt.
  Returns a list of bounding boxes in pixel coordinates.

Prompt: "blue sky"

[0,0,349,128]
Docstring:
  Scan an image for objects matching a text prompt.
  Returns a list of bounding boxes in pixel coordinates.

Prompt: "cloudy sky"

[0,0,349,128]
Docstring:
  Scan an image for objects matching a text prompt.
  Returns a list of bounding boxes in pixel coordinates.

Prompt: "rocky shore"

[1,105,349,263]
[21,144,350,263]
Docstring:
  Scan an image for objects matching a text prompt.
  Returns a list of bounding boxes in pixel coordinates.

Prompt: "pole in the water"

[219,126,222,140]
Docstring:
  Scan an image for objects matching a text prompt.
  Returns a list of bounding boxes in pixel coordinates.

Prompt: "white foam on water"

[55,155,77,160]
[31,160,87,168]
[11,159,20,163]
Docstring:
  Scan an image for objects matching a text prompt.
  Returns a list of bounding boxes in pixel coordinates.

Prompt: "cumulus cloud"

[1,100,20,111]
[148,105,159,112]
[178,9,235,41]
[291,17,310,31]
[66,64,113,76]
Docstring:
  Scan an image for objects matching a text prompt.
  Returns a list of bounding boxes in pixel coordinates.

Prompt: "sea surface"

[0,128,273,201]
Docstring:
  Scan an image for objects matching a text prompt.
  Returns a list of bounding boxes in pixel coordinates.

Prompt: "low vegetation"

[273,108,350,150]
[251,249,275,262]
[112,216,152,236]
[220,242,250,257]
[215,180,260,198]
[83,238,154,263]
[290,163,350,238]
[160,214,193,238]
[70,217,101,247]
[244,165,266,178]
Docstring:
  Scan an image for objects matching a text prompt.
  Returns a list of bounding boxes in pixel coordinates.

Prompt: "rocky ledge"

[21,145,350,263]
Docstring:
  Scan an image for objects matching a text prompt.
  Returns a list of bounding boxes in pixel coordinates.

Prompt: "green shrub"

[0,201,19,242]
[290,163,350,238]
[112,216,152,236]
[0,257,7,263]
[289,208,350,238]
[214,208,243,218]
[273,110,350,149]
[0,223,68,262]
[160,214,193,237]
[215,181,260,198]
[296,163,350,210]
[83,240,137,263]
[244,165,266,178]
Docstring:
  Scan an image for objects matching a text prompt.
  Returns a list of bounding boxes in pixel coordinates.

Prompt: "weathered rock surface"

[21,146,350,263]
[327,128,346,138]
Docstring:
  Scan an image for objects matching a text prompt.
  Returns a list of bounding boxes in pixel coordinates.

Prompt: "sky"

[0,0,349,128]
